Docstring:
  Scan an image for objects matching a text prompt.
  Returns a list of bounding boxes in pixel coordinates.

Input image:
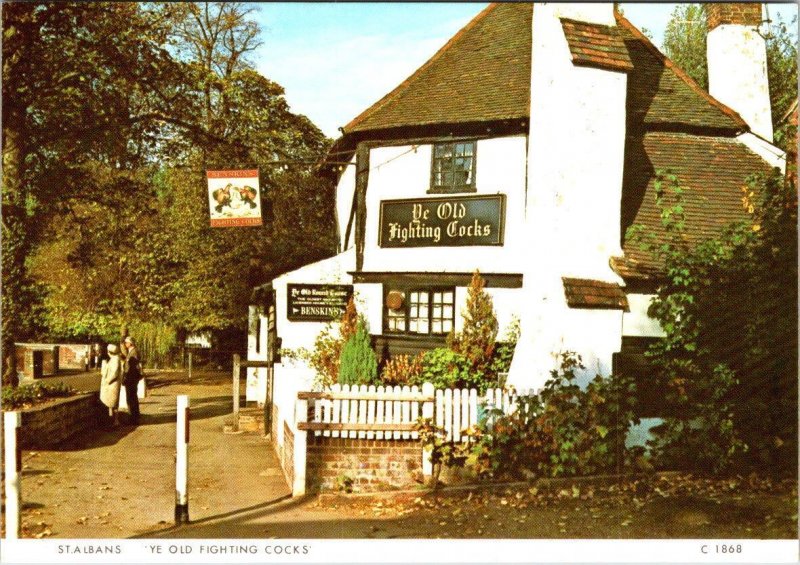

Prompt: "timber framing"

[350,271,523,288]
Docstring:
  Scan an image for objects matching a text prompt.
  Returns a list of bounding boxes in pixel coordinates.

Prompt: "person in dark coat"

[122,336,142,425]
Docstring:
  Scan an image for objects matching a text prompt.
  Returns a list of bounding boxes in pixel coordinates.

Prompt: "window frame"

[428,139,478,194]
[382,285,456,337]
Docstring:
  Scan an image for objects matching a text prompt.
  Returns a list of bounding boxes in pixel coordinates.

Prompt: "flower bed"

[1,391,104,449]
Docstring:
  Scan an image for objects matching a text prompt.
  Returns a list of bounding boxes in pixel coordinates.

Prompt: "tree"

[2,3,190,380]
[3,2,336,367]
[663,4,709,91]
[628,169,797,475]
[448,270,498,373]
[662,4,798,151]
[158,2,336,334]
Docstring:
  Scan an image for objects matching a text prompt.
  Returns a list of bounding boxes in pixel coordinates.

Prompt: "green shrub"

[338,317,378,386]
[412,348,472,390]
[381,353,424,386]
[1,382,76,410]
[465,352,639,480]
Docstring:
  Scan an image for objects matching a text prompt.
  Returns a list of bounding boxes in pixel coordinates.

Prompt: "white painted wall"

[622,294,666,338]
[708,24,773,141]
[361,135,528,273]
[559,308,624,386]
[507,3,629,391]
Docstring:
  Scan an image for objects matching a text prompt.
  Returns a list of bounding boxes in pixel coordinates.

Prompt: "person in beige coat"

[100,343,122,426]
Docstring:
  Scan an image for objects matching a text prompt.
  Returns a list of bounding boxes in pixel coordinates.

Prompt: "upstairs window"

[430,140,476,193]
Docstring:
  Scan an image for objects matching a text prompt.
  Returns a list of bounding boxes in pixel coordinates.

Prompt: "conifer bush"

[338,316,378,386]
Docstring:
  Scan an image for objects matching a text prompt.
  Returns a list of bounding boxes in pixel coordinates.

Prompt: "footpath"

[9,371,292,538]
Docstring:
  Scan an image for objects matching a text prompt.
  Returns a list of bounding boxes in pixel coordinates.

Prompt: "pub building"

[246,3,785,427]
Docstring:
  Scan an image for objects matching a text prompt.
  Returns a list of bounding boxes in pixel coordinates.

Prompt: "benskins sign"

[378,194,505,247]
[206,169,263,227]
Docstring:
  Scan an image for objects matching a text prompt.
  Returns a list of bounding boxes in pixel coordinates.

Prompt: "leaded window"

[431,140,476,193]
[384,287,455,336]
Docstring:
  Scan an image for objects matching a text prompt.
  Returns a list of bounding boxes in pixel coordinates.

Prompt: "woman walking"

[100,343,122,426]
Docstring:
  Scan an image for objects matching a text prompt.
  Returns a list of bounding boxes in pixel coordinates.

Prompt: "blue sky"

[252,3,798,138]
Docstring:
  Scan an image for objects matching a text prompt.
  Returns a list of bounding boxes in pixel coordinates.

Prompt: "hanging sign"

[287,284,354,322]
[379,194,505,247]
[206,169,262,227]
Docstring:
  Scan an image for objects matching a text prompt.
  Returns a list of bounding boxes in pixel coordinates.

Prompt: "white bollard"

[4,411,22,539]
[174,395,190,524]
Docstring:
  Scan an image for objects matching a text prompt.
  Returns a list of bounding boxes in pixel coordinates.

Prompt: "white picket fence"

[296,383,516,442]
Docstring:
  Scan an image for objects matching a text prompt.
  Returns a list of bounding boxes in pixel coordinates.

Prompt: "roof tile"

[563,278,629,310]
[560,18,633,73]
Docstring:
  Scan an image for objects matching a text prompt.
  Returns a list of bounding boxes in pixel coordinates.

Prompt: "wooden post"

[4,411,22,539]
[232,354,241,433]
[292,397,308,497]
[175,395,190,524]
[188,350,192,384]
[421,382,434,478]
[354,143,370,271]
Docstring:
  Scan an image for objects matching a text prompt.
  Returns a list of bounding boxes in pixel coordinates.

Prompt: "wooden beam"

[354,143,369,271]
[239,360,272,368]
[350,271,523,288]
[298,422,418,432]
[298,390,433,402]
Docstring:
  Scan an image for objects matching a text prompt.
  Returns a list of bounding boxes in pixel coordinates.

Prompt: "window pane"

[419,305,429,318]
[442,320,453,333]
[418,320,429,334]
[443,305,453,318]
[410,305,418,318]
[432,320,442,334]
[433,292,442,303]
[443,291,454,303]
[410,320,418,332]
[433,305,442,318]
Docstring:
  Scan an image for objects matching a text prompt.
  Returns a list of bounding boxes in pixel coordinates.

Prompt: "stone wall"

[306,436,422,493]
[18,393,103,449]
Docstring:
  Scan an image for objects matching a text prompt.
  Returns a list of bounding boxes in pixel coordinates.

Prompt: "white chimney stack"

[706,3,773,141]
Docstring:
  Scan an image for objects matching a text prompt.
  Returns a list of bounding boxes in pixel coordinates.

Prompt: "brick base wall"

[283,422,295,488]
[306,436,423,493]
[270,404,296,488]
[14,393,103,449]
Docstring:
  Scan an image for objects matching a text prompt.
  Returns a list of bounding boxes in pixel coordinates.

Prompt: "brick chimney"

[706,3,773,140]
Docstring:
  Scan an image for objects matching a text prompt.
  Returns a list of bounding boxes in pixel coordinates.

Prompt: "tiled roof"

[343,3,531,134]
[560,18,633,73]
[619,131,776,279]
[340,5,747,136]
[615,14,747,133]
[562,278,629,310]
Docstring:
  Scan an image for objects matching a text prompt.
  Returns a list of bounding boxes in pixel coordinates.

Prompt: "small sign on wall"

[287,284,354,322]
[206,169,262,227]
[379,194,505,247]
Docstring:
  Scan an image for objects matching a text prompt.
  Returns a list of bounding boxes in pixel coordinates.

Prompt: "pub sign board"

[206,169,263,227]
[378,194,505,247]
[287,284,354,322]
